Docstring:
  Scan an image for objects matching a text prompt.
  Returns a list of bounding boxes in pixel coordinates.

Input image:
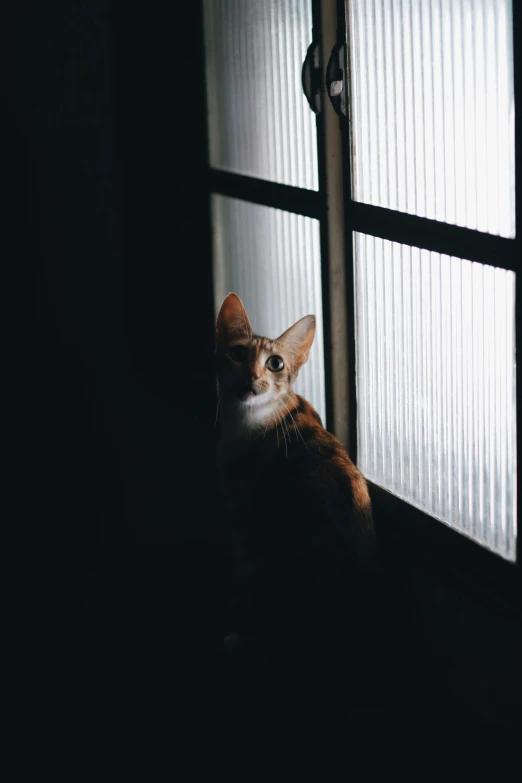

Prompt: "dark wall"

[5,1,225,713]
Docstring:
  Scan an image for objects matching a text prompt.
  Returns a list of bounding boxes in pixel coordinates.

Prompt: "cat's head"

[215,293,315,428]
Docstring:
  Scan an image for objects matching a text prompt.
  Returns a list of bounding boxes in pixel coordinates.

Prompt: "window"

[355,235,516,560]
[202,1,519,572]
[345,0,517,562]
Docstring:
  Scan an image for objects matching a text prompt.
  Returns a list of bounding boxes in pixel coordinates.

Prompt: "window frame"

[202,0,521,603]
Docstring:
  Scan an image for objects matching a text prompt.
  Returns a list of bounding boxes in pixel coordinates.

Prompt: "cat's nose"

[250,370,261,381]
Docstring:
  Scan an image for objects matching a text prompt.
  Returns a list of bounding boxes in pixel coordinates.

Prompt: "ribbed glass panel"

[354,233,517,561]
[347,0,515,238]
[212,195,326,422]
[203,0,318,191]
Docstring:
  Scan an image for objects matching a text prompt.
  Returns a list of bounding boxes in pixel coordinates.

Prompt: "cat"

[215,292,377,705]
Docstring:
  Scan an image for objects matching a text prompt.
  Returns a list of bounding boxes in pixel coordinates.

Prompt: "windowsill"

[369,481,522,617]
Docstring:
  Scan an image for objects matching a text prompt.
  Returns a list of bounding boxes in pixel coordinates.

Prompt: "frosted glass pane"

[212,195,325,421]
[354,233,517,561]
[347,0,515,238]
[203,0,318,190]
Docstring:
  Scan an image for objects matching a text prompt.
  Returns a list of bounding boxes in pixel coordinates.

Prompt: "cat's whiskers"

[281,400,307,449]
[275,410,288,458]
[263,408,276,440]
[276,413,284,448]
[213,398,220,428]
[276,404,292,444]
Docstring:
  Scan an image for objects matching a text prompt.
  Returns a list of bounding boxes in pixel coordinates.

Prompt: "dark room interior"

[4,1,521,779]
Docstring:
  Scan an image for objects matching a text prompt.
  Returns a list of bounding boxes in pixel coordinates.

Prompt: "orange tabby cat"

[215,293,376,701]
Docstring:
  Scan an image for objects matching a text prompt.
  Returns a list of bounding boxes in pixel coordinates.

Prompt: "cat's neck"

[219,390,300,443]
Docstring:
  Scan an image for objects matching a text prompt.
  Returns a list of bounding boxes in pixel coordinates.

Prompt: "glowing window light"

[347,0,515,238]
[203,0,319,191]
[355,233,517,561]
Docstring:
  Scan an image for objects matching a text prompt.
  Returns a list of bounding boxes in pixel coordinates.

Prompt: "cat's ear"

[276,315,316,369]
[216,293,253,345]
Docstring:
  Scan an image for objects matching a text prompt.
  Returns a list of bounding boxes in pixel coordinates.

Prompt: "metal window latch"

[301,37,322,115]
[326,42,347,117]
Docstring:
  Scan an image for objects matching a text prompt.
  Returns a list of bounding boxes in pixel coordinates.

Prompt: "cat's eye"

[266,355,284,372]
[228,345,248,362]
